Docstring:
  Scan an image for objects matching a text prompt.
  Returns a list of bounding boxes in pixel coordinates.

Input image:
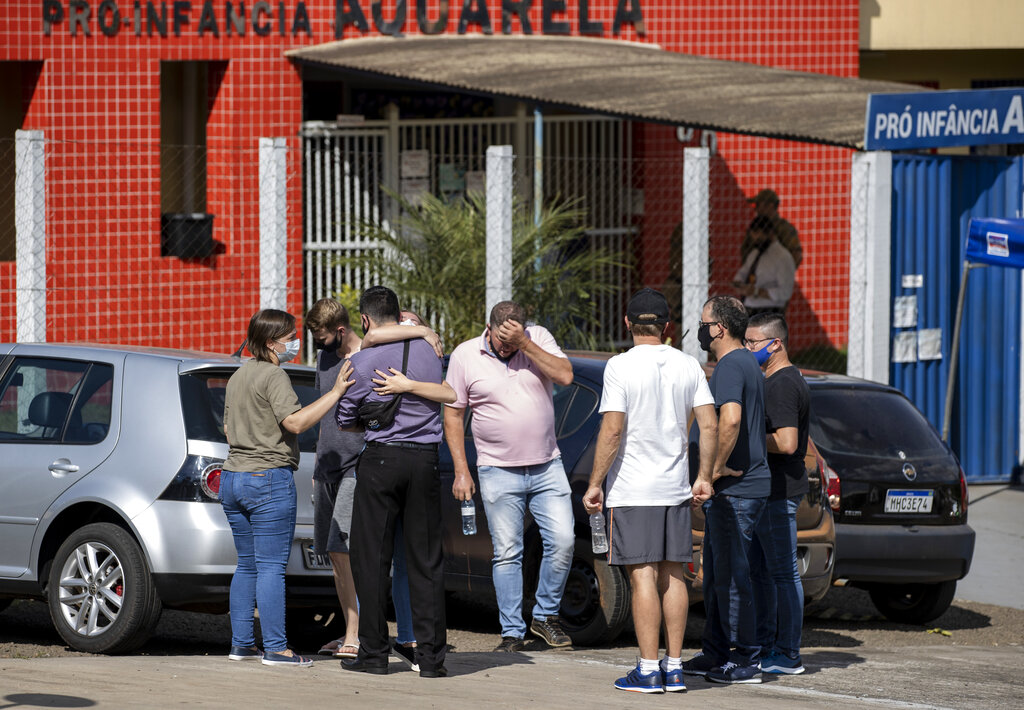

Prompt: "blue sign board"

[965,217,1024,269]
[865,88,1024,151]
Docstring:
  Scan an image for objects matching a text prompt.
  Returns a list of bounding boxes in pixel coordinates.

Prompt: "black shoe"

[391,642,420,672]
[341,657,389,675]
[493,636,527,653]
[419,665,448,678]
[529,616,572,648]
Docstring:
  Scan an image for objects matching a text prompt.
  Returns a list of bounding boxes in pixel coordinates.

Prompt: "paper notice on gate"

[892,331,918,363]
[401,150,430,178]
[918,329,943,360]
[401,178,430,207]
[465,171,486,195]
[893,295,918,329]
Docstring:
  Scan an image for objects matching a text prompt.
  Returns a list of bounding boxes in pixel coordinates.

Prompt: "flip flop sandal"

[318,639,345,656]
[334,643,360,659]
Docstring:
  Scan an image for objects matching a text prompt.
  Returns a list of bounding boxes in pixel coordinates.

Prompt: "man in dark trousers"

[687,295,770,685]
[745,311,810,675]
[335,285,447,678]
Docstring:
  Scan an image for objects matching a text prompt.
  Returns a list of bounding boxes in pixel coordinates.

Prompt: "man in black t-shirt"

[744,312,810,676]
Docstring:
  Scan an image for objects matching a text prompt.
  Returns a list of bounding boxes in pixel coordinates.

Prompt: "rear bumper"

[834,522,975,584]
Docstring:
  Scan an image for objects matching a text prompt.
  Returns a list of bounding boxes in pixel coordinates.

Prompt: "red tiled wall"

[1,0,859,353]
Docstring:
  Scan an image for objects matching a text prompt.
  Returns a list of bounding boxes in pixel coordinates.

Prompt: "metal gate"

[301,112,636,350]
[890,153,1023,481]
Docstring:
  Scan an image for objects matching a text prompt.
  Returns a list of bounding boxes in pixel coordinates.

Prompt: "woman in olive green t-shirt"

[220,309,352,667]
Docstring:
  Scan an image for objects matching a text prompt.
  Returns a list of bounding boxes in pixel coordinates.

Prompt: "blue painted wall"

[890,154,1023,482]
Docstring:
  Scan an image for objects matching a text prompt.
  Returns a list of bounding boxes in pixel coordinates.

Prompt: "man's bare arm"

[583,411,625,514]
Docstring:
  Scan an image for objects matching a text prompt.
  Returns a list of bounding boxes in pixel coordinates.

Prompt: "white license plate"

[300,541,332,570]
[884,489,934,513]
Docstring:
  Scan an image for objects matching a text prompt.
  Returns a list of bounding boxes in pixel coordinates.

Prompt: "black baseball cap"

[626,287,670,325]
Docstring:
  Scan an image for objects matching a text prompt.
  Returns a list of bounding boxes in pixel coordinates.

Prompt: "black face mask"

[314,329,342,351]
[697,323,715,352]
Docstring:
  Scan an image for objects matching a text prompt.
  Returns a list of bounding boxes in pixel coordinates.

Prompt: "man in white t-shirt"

[584,287,718,695]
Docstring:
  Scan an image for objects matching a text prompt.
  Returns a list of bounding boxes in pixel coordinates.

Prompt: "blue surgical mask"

[752,341,773,366]
[277,338,301,363]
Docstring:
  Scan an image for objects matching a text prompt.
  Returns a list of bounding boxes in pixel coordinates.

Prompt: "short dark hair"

[748,311,789,348]
[359,285,400,324]
[705,295,747,340]
[247,309,295,363]
[489,300,526,329]
[630,322,664,338]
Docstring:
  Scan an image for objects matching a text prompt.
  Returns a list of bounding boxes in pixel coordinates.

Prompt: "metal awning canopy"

[286,36,921,150]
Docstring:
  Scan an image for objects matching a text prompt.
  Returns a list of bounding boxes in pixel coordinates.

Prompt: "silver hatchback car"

[0,343,335,653]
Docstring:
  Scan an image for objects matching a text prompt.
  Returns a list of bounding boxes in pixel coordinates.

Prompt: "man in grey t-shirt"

[306,298,367,659]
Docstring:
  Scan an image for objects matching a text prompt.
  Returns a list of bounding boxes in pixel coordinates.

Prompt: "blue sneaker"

[761,651,805,675]
[228,645,262,661]
[707,661,762,684]
[614,665,665,694]
[663,668,687,692]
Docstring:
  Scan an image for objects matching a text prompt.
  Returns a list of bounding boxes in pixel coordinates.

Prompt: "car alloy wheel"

[56,539,124,637]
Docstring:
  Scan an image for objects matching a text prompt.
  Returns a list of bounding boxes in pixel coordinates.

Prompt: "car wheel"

[47,522,163,654]
[868,580,957,625]
[558,541,631,646]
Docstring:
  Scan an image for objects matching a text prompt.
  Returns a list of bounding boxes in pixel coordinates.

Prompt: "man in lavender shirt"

[335,286,448,678]
[446,301,575,652]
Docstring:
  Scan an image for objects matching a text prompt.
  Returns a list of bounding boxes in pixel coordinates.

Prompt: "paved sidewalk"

[957,484,1024,610]
[2,644,1022,709]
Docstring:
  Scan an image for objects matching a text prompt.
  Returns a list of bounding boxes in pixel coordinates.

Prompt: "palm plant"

[334,189,629,350]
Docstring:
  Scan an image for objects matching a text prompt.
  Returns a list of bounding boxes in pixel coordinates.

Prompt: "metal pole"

[533,108,543,228]
[943,261,983,441]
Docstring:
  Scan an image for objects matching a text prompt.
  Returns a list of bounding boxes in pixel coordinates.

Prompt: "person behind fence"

[741,189,802,267]
[445,301,576,653]
[220,308,354,668]
[685,295,770,685]
[745,311,810,676]
[582,287,718,694]
[335,286,449,678]
[732,215,795,317]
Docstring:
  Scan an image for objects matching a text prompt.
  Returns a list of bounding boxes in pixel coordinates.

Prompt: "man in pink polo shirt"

[445,301,575,652]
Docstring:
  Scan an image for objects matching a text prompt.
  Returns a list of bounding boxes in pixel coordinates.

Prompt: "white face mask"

[276,338,301,363]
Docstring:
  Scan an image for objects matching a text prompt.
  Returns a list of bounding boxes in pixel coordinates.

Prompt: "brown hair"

[246,309,295,363]
[489,300,526,329]
[630,322,664,338]
[305,298,350,333]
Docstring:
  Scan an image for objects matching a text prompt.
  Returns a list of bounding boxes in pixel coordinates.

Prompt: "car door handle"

[49,459,80,474]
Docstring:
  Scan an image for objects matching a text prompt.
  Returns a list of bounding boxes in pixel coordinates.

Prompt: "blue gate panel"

[890,154,1022,482]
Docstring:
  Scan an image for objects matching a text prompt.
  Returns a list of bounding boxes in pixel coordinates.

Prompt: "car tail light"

[200,464,222,499]
[824,464,841,511]
[159,454,226,503]
[958,465,969,517]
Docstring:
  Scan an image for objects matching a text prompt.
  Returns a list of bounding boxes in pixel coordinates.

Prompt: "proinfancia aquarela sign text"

[41,0,646,38]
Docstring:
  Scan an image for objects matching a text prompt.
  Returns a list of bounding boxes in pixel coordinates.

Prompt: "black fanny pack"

[357,340,410,432]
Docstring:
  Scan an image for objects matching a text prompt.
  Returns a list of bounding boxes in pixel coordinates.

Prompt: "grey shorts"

[608,503,693,566]
[313,475,356,555]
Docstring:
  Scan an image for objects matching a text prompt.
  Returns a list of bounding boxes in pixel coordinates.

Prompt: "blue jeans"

[391,520,415,645]
[220,467,297,654]
[478,457,574,639]
[750,495,804,657]
[701,494,766,666]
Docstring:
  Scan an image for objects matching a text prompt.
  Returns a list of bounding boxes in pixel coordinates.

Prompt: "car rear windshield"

[808,387,947,458]
[179,370,320,452]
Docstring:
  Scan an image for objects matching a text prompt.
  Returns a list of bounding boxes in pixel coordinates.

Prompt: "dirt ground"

[2,585,1021,660]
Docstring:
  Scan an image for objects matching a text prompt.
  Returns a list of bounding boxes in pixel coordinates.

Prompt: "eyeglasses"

[745,337,776,347]
[698,320,719,328]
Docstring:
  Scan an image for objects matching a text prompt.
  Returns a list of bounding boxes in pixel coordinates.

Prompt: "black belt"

[367,440,438,452]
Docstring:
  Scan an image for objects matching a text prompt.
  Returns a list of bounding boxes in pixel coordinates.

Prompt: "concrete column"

[486,145,514,319]
[16,130,46,343]
[259,137,289,311]
[847,150,892,383]
[682,147,710,363]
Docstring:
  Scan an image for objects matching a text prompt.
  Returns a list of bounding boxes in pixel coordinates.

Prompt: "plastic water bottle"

[590,512,609,554]
[461,499,477,536]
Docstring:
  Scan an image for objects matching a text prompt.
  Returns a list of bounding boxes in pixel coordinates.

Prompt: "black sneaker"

[529,616,572,648]
[681,651,723,677]
[707,661,762,685]
[391,642,420,672]
[494,636,527,653]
